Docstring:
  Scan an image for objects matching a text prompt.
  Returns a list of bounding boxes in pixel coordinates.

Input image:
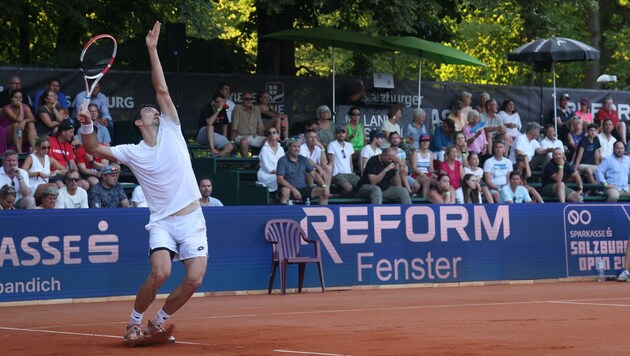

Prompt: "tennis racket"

[79,34,117,114]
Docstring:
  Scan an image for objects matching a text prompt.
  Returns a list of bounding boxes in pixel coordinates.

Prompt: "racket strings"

[81,39,116,77]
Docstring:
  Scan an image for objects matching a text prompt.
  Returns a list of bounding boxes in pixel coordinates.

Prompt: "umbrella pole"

[417,56,422,108]
[540,72,544,124]
[552,62,557,136]
[332,47,336,119]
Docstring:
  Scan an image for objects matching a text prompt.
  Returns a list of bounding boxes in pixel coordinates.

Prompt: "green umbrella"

[382,36,486,108]
[263,28,395,111]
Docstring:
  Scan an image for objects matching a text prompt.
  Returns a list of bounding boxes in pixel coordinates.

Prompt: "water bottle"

[597,257,605,282]
[578,193,584,203]
[17,127,22,139]
[306,198,311,206]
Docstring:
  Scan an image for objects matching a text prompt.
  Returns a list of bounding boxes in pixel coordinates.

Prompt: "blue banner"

[1,204,628,303]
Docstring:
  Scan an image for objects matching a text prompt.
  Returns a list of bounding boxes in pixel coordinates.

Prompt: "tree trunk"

[255,1,297,76]
[585,4,600,88]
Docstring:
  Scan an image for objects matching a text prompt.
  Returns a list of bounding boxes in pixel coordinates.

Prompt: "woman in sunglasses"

[21,136,66,202]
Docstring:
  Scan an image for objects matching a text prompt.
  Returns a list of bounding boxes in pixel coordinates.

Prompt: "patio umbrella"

[508,37,600,133]
[263,28,395,113]
[382,36,486,108]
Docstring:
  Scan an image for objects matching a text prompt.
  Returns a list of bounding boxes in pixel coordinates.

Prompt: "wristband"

[603,182,608,187]
[81,123,94,135]
[558,165,564,169]
[445,191,451,195]
[321,184,328,188]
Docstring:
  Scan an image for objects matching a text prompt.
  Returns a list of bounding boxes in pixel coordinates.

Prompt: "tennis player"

[78,21,207,345]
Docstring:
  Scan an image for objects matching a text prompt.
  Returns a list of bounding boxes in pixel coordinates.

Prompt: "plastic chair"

[264,219,325,295]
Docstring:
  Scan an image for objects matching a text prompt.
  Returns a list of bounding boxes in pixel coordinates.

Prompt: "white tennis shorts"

[145,207,208,261]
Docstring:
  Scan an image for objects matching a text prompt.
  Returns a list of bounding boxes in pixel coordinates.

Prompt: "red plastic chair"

[264,219,325,295]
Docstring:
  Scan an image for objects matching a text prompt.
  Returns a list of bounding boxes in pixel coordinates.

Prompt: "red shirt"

[439,159,462,190]
[75,146,103,170]
[49,136,74,171]
[595,109,620,127]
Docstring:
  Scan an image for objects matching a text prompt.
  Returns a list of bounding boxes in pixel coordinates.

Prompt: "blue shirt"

[430,125,453,153]
[404,122,427,149]
[596,154,630,192]
[73,91,112,120]
[276,155,315,190]
[499,185,532,203]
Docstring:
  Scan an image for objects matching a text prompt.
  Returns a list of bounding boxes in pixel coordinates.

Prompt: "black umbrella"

[508,37,600,132]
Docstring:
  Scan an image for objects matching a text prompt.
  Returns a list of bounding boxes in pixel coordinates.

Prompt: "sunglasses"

[243,97,253,101]
[350,112,360,116]
[40,146,50,149]
[67,178,80,182]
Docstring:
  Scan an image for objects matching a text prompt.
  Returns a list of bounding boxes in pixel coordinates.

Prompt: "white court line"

[550,301,630,308]
[0,326,209,346]
[274,349,350,356]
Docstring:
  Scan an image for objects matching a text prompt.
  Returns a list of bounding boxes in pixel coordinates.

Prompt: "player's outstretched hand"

[77,108,92,125]
[146,21,161,51]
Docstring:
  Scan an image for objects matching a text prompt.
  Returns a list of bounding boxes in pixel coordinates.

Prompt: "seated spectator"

[76,104,111,146]
[574,98,593,124]
[597,118,617,159]
[411,134,435,199]
[198,177,223,207]
[539,124,564,163]
[512,122,548,169]
[500,171,533,203]
[55,169,88,209]
[455,173,483,204]
[463,110,488,156]
[315,105,335,148]
[404,108,428,149]
[430,118,455,161]
[454,131,469,167]
[483,140,512,203]
[513,154,544,203]
[72,82,113,138]
[259,91,289,139]
[345,106,366,159]
[448,100,466,132]
[0,150,35,209]
[21,136,66,201]
[541,148,583,203]
[360,129,384,174]
[300,129,331,186]
[551,93,575,144]
[131,185,149,207]
[35,88,65,137]
[217,82,236,122]
[277,139,329,205]
[389,132,418,195]
[574,123,601,185]
[327,126,360,196]
[439,144,465,190]
[356,147,411,204]
[460,91,474,120]
[231,91,265,157]
[257,128,285,193]
[36,185,58,209]
[0,89,36,154]
[89,164,130,208]
[475,92,490,115]
[0,184,17,209]
[49,119,90,190]
[380,105,403,148]
[481,99,510,156]
[595,141,630,202]
[566,117,585,161]
[0,76,33,108]
[196,93,234,157]
[596,97,626,146]
[76,140,109,188]
[498,99,522,142]
[427,173,455,204]
[464,152,493,203]
[34,79,69,110]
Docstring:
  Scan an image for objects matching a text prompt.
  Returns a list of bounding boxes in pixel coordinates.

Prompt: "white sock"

[129,309,143,326]
[153,308,171,324]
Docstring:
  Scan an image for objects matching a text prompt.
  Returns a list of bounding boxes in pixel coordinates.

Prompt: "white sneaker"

[617,270,630,281]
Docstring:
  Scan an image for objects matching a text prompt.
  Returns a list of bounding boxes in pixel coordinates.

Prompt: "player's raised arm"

[78,108,115,162]
[146,21,178,124]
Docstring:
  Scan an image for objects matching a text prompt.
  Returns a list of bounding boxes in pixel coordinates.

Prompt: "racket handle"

[80,98,90,114]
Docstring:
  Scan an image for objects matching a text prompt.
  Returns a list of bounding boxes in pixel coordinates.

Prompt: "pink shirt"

[575,111,593,123]
[439,159,463,190]
[463,125,488,154]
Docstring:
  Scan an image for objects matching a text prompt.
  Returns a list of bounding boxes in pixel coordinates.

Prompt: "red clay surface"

[1,281,629,355]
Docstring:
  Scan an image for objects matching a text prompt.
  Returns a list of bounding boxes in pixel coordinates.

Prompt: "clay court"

[1,280,629,355]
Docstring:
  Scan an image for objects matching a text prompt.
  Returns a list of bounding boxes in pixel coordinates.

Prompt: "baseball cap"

[335,125,346,133]
[580,97,590,105]
[560,93,570,100]
[57,119,74,132]
[420,134,431,141]
[101,165,120,175]
[369,129,385,141]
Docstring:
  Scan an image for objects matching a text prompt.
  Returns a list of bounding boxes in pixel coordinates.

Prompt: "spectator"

[574,123,601,185]
[574,98,593,124]
[345,106,366,159]
[454,131,469,167]
[131,185,149,207]
[380,105,402,148]
[315,105,335,148]
[463,110,488,155]
[512,122,548,169]
[439,144,465,190]
[0,76,33,108]
[539,124,565,161]
[356,147,411,204]
[34,79,69,110]
[475,92,490,115]
[76,104,111,146]
[198,177,223,207]
[404,108,428,149]
[76,136,109,188]
[595,141,630,202]
[360,129,384,174]
[0,150,35,209]
[541,148,583,203]
[327,126,360,196]
[196,93,234,157]
[460,91,474,119]
[595,97,626,145]
[231,91,265,157]
[35,88,65,137]
[483,140,512,203]
[427,173,455,204]
[35,185,58,209]
[49,120,89,188]
[259,91,289,139]
[257,128,285,193]
[300,129,331,187]
[481,99,509,156]
[0,184,17,209]
[89,164,130,208]
[551,93,575,144]
[430,118,455,161]
[389,131,418,195]
[73,82,113,138]
[597,118,617,159]
[55,169,88,209]
[513,154,544,203]
[566,116,585,161]
[217,82,236,122]
[448,100,466,132]
[0,89,36,154]
[277,138,329,205]
[498,99,522,141]
[464,152,494,203]
[455,173,483,204]
[21,136,66,201]
[411,134,435,199]
[500,171,533,203]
